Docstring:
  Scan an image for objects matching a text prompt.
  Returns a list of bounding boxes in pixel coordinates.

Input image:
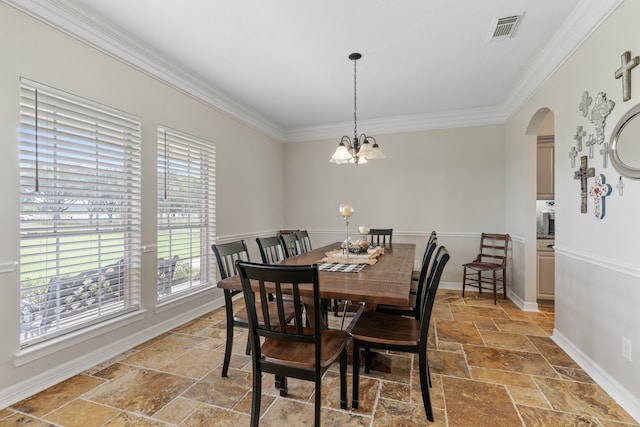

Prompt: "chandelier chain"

[353,58,357,140]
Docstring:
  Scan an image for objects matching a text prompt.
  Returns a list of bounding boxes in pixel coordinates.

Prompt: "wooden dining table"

[216,242,416,309]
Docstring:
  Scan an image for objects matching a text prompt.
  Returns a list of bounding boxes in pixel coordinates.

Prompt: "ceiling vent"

[488,14,523,42]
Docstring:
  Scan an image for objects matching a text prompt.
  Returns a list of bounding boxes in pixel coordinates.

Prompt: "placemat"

[318,262,368,273]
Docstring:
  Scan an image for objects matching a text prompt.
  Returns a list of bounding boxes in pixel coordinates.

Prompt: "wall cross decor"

[573,125,586,151]
[579,91,592,117]
[574,155,595,213]
[617,176,625,196]
[588,92,615,145]
[589,174,612,219]
[614,51,639,102]
[600,143,609,168]
[585,134,596,158]
[569,146,578,168]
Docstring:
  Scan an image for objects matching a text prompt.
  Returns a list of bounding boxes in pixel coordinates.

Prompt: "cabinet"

[537,140,554,200]
[537,239,555,300]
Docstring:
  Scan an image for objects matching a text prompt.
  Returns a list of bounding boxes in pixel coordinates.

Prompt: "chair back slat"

[476,233,509,267]
[279,232,302,257]
[295,230,312,252]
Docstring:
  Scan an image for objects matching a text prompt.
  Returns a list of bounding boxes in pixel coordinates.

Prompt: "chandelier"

[330,53,385,165]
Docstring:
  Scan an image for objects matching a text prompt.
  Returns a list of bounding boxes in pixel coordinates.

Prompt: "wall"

[505,0,640,418]
[0,4,284,406]
[283,125,507,285]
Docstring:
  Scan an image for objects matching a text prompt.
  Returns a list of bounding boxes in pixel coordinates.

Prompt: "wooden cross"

[600,142,609,168]
[573,126,586,151]
[574,156,595,213]
[589,174,612,219]
[615,51,639,102]
[569,146,578,168]
[617,176,625,196]
[585,134,596,158]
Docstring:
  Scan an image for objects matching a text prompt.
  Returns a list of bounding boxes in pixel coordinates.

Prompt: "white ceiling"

[7,0,621,141]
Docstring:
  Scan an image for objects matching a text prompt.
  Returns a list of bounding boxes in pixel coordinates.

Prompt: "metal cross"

[573,126,586,151]
[574,156,595,213]
[585,134,597,159]
[600,142,609,168]
[569,146,578,168]
[614,51,640,102]
[617,176,625,196]
[589,174,612,219]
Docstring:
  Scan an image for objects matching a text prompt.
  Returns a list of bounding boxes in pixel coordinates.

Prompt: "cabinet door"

[537,251,555,299]
[537,142,554,199]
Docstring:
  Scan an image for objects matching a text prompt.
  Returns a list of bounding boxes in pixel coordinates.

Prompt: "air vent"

[488,14,523,42]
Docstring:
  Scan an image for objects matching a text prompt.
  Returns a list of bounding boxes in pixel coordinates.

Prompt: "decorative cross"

[573,126,586,151]
[614,51,639,102]
[585,134,596,158]
[617,176,625,196]
[574,156,595,213]
[588,92,615,145]
[600,142,609,168]
[579,91,592,117]
[589,174,612,219]
[569,146,578,168]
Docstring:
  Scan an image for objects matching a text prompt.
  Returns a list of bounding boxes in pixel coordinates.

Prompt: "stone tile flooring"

[2,290,638,426]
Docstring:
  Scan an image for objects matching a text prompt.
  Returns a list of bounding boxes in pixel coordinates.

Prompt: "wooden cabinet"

[537,239,555,300]
[537,140,554,200]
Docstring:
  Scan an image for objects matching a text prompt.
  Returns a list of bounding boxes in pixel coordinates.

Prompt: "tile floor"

[2,290,638,426]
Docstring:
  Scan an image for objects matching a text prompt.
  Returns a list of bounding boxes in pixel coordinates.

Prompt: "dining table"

[216,241,416,309]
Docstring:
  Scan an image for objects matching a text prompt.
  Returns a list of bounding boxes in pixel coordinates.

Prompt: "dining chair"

[256,236,288,264]
[295,230,312,252]
[375,236,438,318]
[211,240,295,377]
[350,246,450,422]
[368,228,393,246]
[236,260,348,427]
[411,231,437,294]
[279,231,302,258]
[462,233,510,304]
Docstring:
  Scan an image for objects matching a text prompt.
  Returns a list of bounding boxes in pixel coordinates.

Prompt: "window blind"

[19,78,142,345]
[157,126,216,299]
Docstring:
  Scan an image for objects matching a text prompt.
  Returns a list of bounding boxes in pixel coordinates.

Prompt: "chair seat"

[234,300,296,326]
[262,329,349,369]
[463,261,502,270]
[375,293,416,314]
[351,311,420,347]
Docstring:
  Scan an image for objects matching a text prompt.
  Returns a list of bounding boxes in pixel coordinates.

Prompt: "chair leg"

[245,337,251,355]
[364,348,372,374]
[418,350,434,422]
[477,270,482,294]
[502,268,507,300]
[314,377,321,427]
[493,271,497,304]
[462,266,466,298]
[352,341,360,409]
[340,347,347,409]
[222,299,234,377]
[250,367,262,427]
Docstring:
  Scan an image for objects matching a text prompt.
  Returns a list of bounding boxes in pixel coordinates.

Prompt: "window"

[157,126,216,299]
[19,78,142,345]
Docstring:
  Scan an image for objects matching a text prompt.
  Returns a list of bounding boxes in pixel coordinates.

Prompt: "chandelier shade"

[330,53,385,165]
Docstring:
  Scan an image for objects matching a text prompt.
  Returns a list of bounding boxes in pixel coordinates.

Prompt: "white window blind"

[157,126,216,299]
[19,78,142,346]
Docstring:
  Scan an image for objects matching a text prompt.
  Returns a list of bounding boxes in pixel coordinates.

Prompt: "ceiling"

[7,0,620,141]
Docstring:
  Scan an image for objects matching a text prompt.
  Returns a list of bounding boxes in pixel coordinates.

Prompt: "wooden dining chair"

[279,232,302,258]
[211,240,295,377]
[256,236,288,264]
[376,236,438,318]
[411,231,437,294]
[295,230,312,252]
[368,228,393,246]
[462,233,510,304]
[236,261,348,427]
[351,246,450,422]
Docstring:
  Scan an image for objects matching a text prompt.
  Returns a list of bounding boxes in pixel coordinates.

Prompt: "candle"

[339,204,354,218]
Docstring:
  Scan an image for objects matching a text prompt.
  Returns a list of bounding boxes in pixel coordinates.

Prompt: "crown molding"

[502,0,623,118]
[3,0,620,143]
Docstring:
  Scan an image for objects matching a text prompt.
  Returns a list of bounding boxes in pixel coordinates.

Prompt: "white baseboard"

[0,295,225,409]
[553,329,640,423]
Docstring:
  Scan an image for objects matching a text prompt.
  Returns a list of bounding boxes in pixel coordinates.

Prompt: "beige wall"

[505,0,640,417]
[0,4,283,405]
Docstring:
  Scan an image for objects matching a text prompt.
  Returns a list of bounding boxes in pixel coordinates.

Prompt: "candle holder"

[339,204,354,259]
